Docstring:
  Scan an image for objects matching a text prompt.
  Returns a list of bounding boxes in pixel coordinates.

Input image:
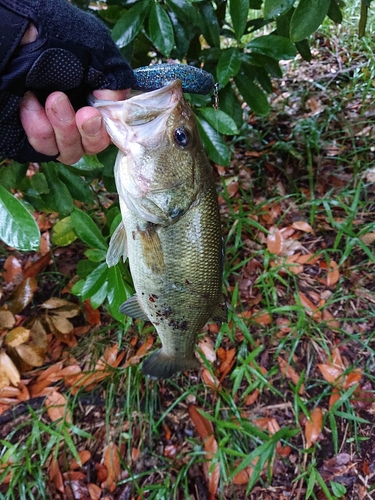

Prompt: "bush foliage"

[1,0,345,318]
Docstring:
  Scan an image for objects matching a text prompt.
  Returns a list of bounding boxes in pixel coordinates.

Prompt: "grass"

[1,2,375,499]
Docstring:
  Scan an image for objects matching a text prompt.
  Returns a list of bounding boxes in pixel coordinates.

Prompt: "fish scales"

[91,80,225,379]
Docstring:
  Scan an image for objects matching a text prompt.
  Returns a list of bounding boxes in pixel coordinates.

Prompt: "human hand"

[0,0,134,163]
[20,89,129,165]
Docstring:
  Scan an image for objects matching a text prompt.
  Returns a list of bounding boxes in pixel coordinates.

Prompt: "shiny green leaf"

[165,0,199,26]
[90,281,109,310]
[264,0,294,19]
[217,48,242,86]
[41,163,74,216]
[71,154,104,172]
[56,165,94,204]
[327,0,343,23]
[196,116,230,166]
[235,72,270,115]
[0,185,40,251]
[106,266,133,322]
[197,2,220,47]
[230,0,249,40]
[30,173,49,194]
[81,262,109,301]
[290,0,331,42]
[84,248,107,262]
[197,108,239,135]
[247,35,296,60]
[149,3,175,57]
[71,208,107,251]
[112,0,151,48]
[51,216,77,247]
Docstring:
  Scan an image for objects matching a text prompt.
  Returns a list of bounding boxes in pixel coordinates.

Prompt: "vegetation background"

[0,0,375,499]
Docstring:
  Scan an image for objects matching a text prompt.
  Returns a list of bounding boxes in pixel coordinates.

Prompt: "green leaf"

[290,0,331,42]
[217,48,242,86]
[55,165,94,204]
[0,185,40,251]
[0,162,28,191]
[71,208,107,251]
[327,0,343,23]
[71,154,104,172]
[295,39,312,62]
[165,0,199,26]
[330,481,346,497]
[218,85,243,128]
[197,1,220,47]
[264,0,294,19]
[40,163,74,216]
[247,35,296,60]
[51,216,77,247]
[90,281,109,310]
[84,248,107,262]
[168,9,193,58]
[230,0,249,40]
[30,173,49,194]
[235,72,270,116]
[197,108,239,135]
[106,266,133,322]
[149,3,175,57]
[196,116,231,166]
[112,0,151,48]
[81,262,109,301]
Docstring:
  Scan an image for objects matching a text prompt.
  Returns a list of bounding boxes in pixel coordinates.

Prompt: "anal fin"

[119,294,149,321]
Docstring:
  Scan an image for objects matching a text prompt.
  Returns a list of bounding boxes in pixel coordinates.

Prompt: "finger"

[93,89,130,101]
[45,92,84,165]
[76,107,110,156]
[19,92,58,157]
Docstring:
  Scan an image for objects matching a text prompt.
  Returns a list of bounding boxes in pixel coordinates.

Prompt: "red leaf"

[188,405,213,440]
[3,256,22,284]
[203,435,220,497]
[83,300,100,326]
[305,407,323,448]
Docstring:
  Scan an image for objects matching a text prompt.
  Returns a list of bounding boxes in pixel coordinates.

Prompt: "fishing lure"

[132,63,214,95]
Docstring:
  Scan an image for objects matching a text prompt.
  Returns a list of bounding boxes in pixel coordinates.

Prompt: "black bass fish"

[91,80,225,379]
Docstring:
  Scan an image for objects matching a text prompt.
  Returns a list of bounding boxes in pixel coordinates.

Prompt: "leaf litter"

[1,27,375,500]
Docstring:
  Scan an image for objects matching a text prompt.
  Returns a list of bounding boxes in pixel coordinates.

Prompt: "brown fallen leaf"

[267,226,283,255]
[101,442,121,493]
[201,368,220,391]
[49,457,64,494]
[305,407,323,448]
[203,434,220,497]
[298,291,322,321]
[291,221,314,233]
[198,336,217,363]
[3,256,22,284]
[188,405,214,440]
[277,356,305,394]
[46,391,72,424]
[0,350,21,389]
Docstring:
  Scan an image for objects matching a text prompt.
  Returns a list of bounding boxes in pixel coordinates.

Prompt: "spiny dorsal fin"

[119,294,149,321]
[106,221,127,268]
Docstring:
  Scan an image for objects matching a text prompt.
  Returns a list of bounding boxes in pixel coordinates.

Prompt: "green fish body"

[92,80,225,379]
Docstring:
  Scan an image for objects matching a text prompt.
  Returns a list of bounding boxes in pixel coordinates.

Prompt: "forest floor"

[1,17,375,500]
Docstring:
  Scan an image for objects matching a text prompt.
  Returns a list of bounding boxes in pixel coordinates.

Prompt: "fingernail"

[20,91,42,111]
[52,96,74,122]
[82,116,102,137]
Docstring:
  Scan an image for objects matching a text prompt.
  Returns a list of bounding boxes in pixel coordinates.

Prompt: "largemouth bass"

[92,80,225,379]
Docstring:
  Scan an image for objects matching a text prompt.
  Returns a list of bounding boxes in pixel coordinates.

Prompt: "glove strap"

[0,4,30,74]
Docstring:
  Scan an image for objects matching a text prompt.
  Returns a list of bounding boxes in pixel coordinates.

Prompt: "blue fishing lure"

[132,64,214,95]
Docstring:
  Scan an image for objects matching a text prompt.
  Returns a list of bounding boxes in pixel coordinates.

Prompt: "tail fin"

[141,349,200,379]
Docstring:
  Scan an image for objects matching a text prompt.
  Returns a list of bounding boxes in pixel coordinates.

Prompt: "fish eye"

[174,127,190,148]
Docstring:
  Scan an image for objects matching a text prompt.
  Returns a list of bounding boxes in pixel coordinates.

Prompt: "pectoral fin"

[106,221,127,267]
[119,294,149,321]
[138,224,165,274]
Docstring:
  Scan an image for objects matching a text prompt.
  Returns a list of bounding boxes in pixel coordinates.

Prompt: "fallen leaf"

[188,405,214,440]
[198,336,216,363]
[5,327,31,347]
[23,253,51,278]
[3,256,22,284]
[70,450,92,470]
[244,388,259,406]
[298,291,322,321]
[0,309,16,331]
[267,227,283,255]
[202,368,220,391]
[317,364,343,384]
[46,391,72,423]
[83,300,101,325]
[359,232,375,245]
[0,350,20,388]
[278,356,305,394]
[88,483,102,500]
[7,277,38,315]
[291,221,314,233]
[15,343,45,367]
[203,435,220,497]
[102,443,121,493]
[49,457,64,494]
[305,407,323,448]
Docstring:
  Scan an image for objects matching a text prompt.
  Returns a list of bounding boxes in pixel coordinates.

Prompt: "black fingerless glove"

[0,0,134,163]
